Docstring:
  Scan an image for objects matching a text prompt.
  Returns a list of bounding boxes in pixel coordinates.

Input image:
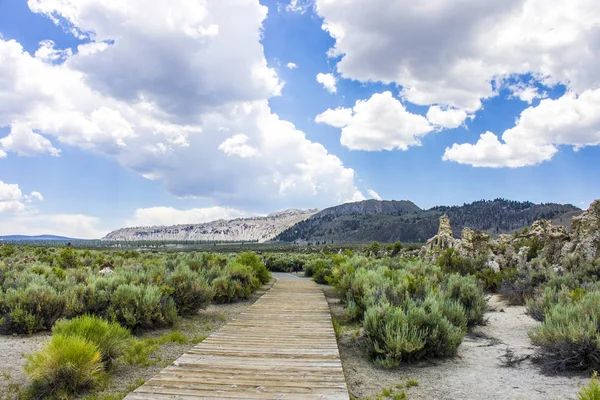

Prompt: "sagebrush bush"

[363,297,465,368]
[235,252,271,284]
[444,274,486,326]
[529,291,600,373]
[107,284,167,330]
[1,283,66,333]
[25,334,104,397]
[53,315,130,365]
[167,265,214,315]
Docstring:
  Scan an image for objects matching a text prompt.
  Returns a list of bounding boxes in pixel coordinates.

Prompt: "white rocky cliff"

[103,209,318,243]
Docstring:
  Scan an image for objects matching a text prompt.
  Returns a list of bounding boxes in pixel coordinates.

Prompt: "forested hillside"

[275,199,581,244]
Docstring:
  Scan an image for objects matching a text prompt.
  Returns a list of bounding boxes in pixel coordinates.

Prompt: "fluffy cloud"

[426,106,468,129]
[287,62,298,69]
[368,189,382,201]
[316,91,433,151]
[316,0,600,111]
[0,123,60,157]
[0,181,43,214]
[444,89,600,167]
[316,73,337,93]
[508,83,546,104]
[28,0,283,117]
[285,0,311,13]
[0,0,363,211]
[218,134,259,158]
[315,0,600,165]
[126,206,249,227]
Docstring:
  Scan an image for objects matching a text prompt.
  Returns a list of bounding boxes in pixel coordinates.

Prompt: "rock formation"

[562,199,600,262]
[419,215,457,261]
[419,199,600,270]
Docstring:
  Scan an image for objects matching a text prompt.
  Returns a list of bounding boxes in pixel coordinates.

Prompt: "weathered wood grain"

[125,279,349,400]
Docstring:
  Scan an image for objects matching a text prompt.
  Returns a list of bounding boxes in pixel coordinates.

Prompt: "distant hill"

[0,235,78,241]
[274,199,581,244]
[103,209,318,242]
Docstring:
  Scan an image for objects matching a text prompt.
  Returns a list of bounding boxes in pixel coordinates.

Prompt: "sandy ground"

[323,286,589,400]
[0,332,51,396]
[0,281,273,399]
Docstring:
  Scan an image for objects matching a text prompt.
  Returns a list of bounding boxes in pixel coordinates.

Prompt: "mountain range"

[102,199,581,244]
[0,235,78,241]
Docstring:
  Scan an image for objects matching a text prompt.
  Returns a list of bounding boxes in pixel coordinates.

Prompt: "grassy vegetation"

[578,372,600,400]
[0,246,270,334]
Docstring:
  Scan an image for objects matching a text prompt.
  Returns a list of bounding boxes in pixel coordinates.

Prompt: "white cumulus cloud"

[218,134,259,158]
[426,106,468,129]
[287,62,298,69]
[444,88,600,167]
[0,123,61,157]
[368,189,382,201]
[0,0,364,211]
[0,181,44,214]
[316,91,433,151]
[316,73,337,93]
[315,0,600,166]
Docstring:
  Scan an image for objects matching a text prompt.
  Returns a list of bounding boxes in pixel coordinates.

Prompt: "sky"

[0,0,599,238]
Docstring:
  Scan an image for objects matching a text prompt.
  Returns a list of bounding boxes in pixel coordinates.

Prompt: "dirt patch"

[0,332,51,396]
[322,286,589,400]
[0,282,273,399]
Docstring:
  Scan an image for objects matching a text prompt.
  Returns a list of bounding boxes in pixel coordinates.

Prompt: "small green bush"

[53,315,130,365]
[235,252,271,284]
[1,284,66,333]
[57,247,81,269]
[363,297,465,368]
[578,372,600,400]
[529,291,600,373]
[167,265,214,315]
[107,284,166,330]
[25,334,104,397]
[444,274,487,326]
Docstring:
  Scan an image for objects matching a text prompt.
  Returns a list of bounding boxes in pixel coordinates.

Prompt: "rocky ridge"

[420,199,600,270]
[103,209,318,243]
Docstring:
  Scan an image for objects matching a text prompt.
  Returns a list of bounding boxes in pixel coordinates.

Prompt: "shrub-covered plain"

[0,246,271,333]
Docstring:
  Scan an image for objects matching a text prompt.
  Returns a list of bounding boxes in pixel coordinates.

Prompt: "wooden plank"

[125,279,349,400]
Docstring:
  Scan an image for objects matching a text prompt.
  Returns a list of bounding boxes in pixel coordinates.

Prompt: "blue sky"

[0,0,599,238]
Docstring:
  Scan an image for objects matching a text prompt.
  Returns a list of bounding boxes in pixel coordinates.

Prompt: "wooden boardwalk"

[125,278,349,400]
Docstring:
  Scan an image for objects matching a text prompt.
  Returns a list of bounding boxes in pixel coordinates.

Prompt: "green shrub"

[444,274,487,326]
[235,252,271,284]
[167,265,214,315]
[57,247,81,269]
[212,276,238,303]
[53,315,130,365]
[578,372,600,400]
[1,284,66,333]
[529,291,600,373]
[107,284,167,330]
[25,334,104,397]
[363,297,465,368]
